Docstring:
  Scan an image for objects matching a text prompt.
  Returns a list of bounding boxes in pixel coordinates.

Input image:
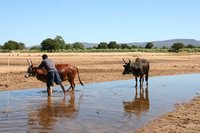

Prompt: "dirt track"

[0,52,200,132]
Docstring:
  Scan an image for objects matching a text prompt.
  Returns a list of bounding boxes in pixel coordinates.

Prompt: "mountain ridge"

[83,39,200,48]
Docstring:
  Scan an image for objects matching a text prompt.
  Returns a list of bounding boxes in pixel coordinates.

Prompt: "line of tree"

[0,40,25,50]
[0,36,199,52]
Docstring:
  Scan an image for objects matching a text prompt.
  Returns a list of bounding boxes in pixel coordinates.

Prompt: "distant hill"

[83,39,200,48]
[81,42,98,48]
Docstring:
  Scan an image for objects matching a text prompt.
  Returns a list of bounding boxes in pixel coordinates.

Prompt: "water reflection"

[1,74,200,132]
[123,85,150,118]
[27,92,78,131]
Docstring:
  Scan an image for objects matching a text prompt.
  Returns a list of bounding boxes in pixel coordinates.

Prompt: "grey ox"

[122,58,150,86]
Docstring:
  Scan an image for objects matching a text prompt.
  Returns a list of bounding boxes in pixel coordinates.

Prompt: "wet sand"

[0,52,200,132]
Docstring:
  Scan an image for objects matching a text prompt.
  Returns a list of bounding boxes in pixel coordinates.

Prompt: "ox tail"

[76,67,84,86]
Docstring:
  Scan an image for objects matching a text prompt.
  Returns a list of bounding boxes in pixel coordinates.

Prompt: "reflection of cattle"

[122,58,150,86]
[25,60,84,92]
[123,85,149,118]
[27,92,82,131]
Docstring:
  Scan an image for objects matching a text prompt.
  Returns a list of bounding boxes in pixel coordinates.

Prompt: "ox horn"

[26,59,31,66]
[30,60,33,66]
[26,59,33,66]
[122,58,127,64]
[128,58,131,64]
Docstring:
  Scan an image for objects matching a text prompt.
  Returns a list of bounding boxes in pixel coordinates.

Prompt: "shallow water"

[0,74,200,133]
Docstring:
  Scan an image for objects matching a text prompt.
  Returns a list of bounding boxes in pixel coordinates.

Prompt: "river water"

[0,74,200,133]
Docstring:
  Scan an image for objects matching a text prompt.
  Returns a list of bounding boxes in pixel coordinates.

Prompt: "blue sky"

[0,0,200,47]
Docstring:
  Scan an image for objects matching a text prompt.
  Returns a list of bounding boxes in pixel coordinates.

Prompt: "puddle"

[0,74,200,133]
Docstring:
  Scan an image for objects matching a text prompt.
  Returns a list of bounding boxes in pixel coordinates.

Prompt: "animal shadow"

[27,92,81,131]
[123,85,150,118]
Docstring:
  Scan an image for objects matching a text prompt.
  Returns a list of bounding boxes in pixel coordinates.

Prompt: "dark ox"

[122,58,150,86]
[25,60,84,92]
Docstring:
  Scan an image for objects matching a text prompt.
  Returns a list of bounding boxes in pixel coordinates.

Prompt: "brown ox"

[25,60,84,93]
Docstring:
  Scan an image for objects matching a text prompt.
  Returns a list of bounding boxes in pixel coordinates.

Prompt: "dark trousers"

[47,71,62,88]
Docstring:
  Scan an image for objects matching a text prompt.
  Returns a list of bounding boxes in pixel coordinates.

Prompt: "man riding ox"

[25,54,84,96]
[122,58,150,86]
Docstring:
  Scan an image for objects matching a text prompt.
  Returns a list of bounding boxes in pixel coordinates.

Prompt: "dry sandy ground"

[135,96,200,133]
[0,52,200,132]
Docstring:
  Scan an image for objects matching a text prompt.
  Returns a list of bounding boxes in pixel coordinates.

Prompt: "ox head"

[25,59,37,78]
[122,58,131,75]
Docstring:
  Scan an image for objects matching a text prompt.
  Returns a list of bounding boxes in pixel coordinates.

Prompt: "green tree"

[131,45,138,49]
[97,42,108,49]
[162,46,168,49]
[3,40,26,50]
[186,44,195,48]
[145,42,154,49]
[108,41,120,49]
[16,42,26,49]
[41,36,66,52]
[92,46,97,49]
[65,44,72,49]
[171,43,185,52]
[72,42,85,50]
[54,35,65,49]
[3,41,16,50]
[121,44,131,49]
[41,38,57,52]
